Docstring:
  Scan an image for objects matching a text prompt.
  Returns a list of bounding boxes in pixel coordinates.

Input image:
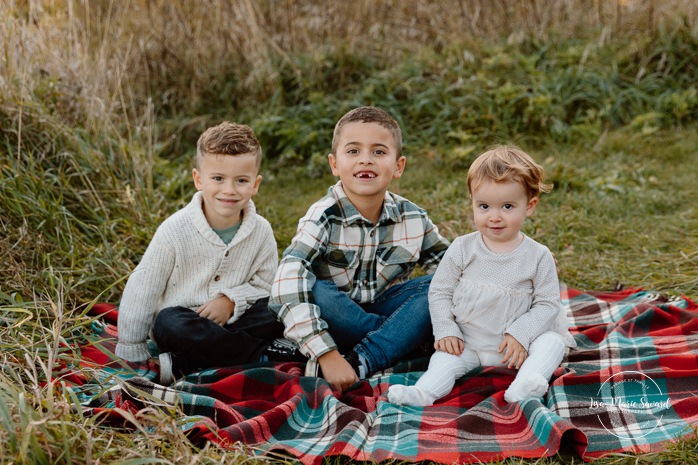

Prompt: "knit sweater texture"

[115,192,278,362]
[429,232,576,352]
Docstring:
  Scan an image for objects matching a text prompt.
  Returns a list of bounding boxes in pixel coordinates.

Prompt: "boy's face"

[192,153,261,230]
[328,121,405,207]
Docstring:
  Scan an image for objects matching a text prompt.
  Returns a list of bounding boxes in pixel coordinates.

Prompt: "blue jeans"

[312,274,434,375]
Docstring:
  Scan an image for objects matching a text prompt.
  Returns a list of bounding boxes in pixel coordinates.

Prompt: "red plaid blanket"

[67,286,698,463]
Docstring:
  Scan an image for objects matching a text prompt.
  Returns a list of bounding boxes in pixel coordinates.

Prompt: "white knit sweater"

[115,192,278,362]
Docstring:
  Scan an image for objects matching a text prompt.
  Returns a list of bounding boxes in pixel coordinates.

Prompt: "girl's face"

[471,179,538,253]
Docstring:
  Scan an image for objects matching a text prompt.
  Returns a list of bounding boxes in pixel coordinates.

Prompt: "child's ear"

[526,196,539,216]
[192,168,203,190]
[392,155,406,179]
[252,175,262,194]
[328,153,339,176]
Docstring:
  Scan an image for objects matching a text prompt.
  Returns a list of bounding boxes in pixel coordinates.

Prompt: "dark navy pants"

[151,297,283,373]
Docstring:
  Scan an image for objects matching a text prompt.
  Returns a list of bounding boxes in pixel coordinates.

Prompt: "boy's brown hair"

[196,121,262,168]
[467,145,552,200]
[331,106,403,157]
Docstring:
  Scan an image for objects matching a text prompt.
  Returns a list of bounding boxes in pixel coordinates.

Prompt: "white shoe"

[158,352,174,385]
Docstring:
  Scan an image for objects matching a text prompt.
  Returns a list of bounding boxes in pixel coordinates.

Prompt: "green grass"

[1,1,698,463]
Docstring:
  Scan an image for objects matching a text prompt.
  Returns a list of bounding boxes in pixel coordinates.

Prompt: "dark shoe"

[344,351,368,379]
[263,338,307,363]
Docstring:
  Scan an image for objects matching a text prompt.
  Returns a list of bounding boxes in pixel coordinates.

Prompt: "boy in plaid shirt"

[269,107,450,392]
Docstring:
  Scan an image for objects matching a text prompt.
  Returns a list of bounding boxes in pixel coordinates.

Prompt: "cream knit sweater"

[429,232,576,352]
[115,192,278,362]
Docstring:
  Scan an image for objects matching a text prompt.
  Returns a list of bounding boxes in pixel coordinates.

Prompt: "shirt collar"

[332,181,402,226]
[189,191,257,246]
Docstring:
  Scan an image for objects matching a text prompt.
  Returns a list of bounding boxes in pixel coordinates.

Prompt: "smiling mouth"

[355,172,377,179]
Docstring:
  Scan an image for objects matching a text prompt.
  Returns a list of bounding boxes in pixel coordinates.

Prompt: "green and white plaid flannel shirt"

[270,181,450,359]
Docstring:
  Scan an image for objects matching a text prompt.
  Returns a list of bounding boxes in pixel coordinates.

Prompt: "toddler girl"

[388,146,575,405]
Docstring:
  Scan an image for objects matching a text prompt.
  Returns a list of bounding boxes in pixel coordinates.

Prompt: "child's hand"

[196,296,235,325]
[435,336,464,356]
[498,334,527,369]
[318,350,359,393]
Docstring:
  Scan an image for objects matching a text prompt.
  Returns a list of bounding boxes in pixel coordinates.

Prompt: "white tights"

[388,331,565,405]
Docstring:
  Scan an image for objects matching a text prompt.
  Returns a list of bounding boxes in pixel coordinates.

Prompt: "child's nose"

[358,151,373,163]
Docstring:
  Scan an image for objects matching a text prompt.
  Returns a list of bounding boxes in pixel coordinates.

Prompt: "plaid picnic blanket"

[66,285,698,463]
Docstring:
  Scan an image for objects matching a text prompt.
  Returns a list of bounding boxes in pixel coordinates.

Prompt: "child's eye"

[503,204,514,210]
[478,204,489,211]
[236,179,249,184]
[212,176,223,182]
[347,148,359,154]
[373,149,387,156]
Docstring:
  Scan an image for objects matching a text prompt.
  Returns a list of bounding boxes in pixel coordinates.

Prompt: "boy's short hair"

[196,121,262,168]
[467,145,552,199]
[331,106,403,157]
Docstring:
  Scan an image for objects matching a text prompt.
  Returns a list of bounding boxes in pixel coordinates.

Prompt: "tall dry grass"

[1,0,692,303]
[3,0,697,132]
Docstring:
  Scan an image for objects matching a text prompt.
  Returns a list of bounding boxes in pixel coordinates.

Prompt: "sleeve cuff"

[300,331,338,360]
[225,294,250,325]
[115,342,151,362]
[504,328,531,352]
[432,321,463,342]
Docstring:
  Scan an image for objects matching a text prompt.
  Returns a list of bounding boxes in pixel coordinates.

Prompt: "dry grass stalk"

[3,0,696,134]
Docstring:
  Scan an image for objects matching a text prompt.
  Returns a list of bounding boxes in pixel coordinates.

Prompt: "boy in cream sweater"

[116,122,303,384]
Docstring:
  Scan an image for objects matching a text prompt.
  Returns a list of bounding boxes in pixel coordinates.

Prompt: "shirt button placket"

[364,225,378,300]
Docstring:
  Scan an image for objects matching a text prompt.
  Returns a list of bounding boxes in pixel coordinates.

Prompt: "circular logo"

[590,370,670,440]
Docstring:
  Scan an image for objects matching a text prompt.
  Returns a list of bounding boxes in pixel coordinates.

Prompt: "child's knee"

[413,273,433,293]
[531,331,564,355]
[152,306,188,342]
[310,279,341,306]
[429,350,476,377]
[526,332,565,376]
[152,306,177,331]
